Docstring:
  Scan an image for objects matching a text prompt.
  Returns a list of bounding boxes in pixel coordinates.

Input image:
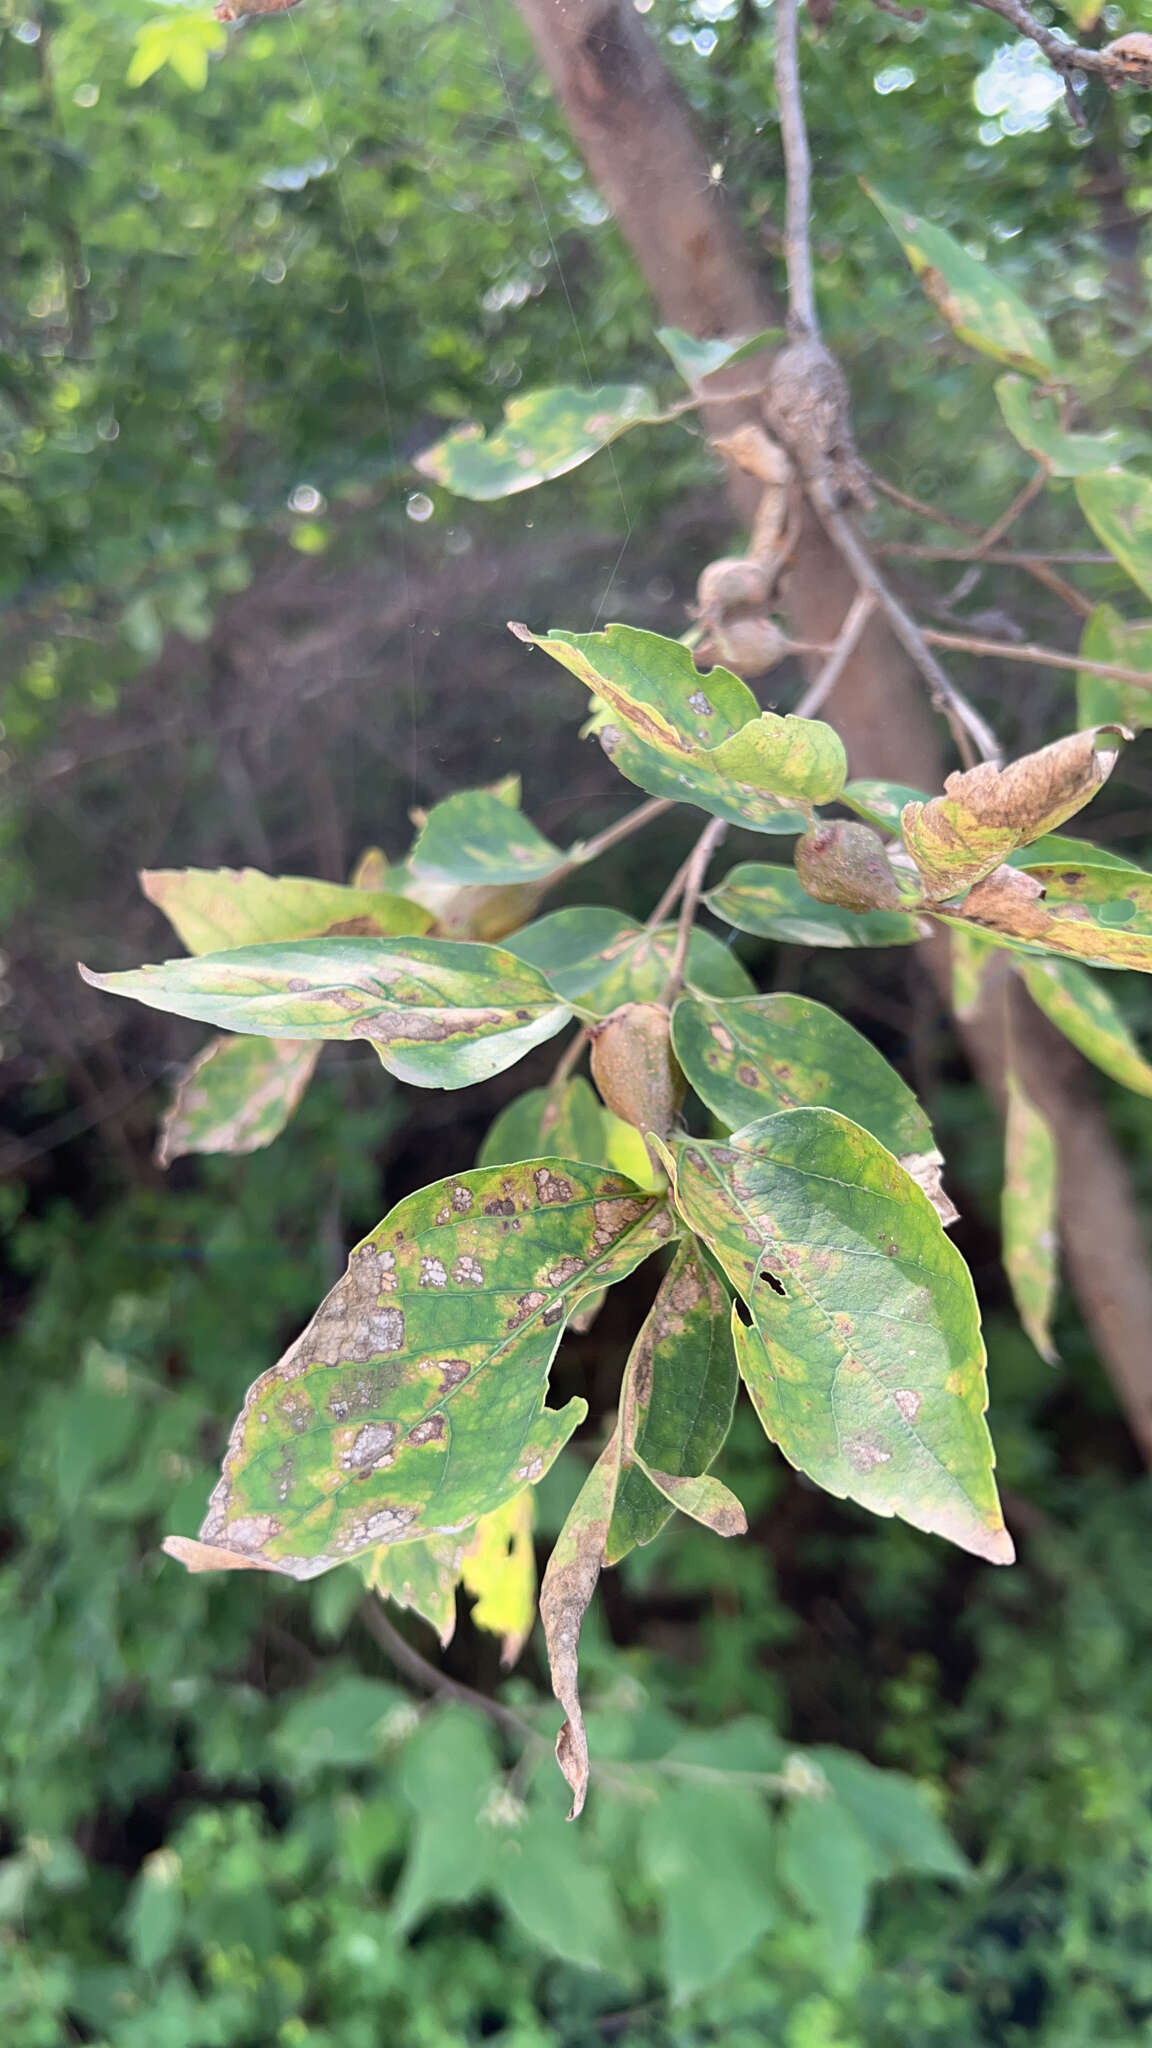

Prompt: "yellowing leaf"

[1020,957,1152,1097]
[1003,1071,1060,1364]
[415,385,665,500]
[865,185,1057,377]
[142,866,432,955]
[459,1490,536,1665]
[156,1035,321,1166]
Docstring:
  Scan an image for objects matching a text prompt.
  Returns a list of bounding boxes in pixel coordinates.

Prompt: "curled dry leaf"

[634,1459,746,1536]
[901,727,1130,900]
[539,1444,618,1820]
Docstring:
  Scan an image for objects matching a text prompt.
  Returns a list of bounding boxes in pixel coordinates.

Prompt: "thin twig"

[647,848,695,929]
[557,794,675,879]
[359,1596,539,1744]
[793,589,876,719]
[923,625,1152,691]
[878,542,1099,618]
[542,1025,591,1130]
[659,816,729,1006]
[963,465,1048,559]
[963,0,1137,87]
[774,0,818,337]
[868,0,925,18]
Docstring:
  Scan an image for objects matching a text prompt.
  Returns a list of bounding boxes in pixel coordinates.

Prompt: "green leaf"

[777,1792,877,1961]
[1077,470,1152,604]
[1002,862,1152,972]
[607,1240,739,1563]
[1002,1070,1060,1364]
[362,1535,463,1646]
[950,927,998,1021]
[657,1112,1013,1564]
[141,866,433,954]
[505,906,754,1019]
[362,1490,536,1661]
[655,324,782,385]
[809,1748,969,1881]
[161,1160,669,1579]
[409,788,567,886]
[1020,956,1152,1096]
[901,728,1129,899]
[124,1852,183,1972]
[478,1076,607,1170]
[272,1675,405,1775]
[516,623,846,828]
[1006,832,1137,872]
[1077,604,1152,734]
[127,16,225,92]
[864,185,1057,377]
[841,780,932,831]
[393,1706,498,1930]
[155,1035,321,1166]
[706,863,923,948]
[635,1457,746,1537]
[671,993,937,1161]
[81,936,572,1089]
[640,1780,777,2002]
[494,1798,630,1975]
[414,385,664,499]
[996,375,1151,477]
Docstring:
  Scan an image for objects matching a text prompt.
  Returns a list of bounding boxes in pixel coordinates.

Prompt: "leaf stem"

[793,589,876,720]
[659,816,729,1006]
[922,627,1152,692]
[359,1595,539,1744]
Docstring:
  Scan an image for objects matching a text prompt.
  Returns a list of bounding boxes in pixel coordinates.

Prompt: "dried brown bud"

[696,556,772,620]
[1101,31,1152,83]
[589,1002,686,1138]
[794,822,905,911]
[709,614,790,679]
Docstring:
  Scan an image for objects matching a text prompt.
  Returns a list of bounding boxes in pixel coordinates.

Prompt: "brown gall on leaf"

[589,1002,686,1140]
[539,1445,619,1819]
[793,822,905,913]
[901,726,1131,900]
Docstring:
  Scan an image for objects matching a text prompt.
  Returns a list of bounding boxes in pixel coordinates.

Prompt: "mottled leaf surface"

[409,788,567,886]
[606,1240,739,1564]
[902,729,1128,899]
[517,623,845,828]
[414,384,664,499]
[981,861,1152,972]
[671,993,936,1160]
[950,928,998,1021]
[1020,957,1152,1096]
[996,375,1150,477]
[362,1533,462,1645]
[81,937,572,1088]
[841,780,931,831]
[505,906,754,1018]
[156,1034,321,1166]
[161,1160,669,1580]
[1077,470,1152,604]
[657,1112,1012,1563]
[865,185,1057,377]
[707,864,923,948]
[1003,1071,1060,1364]
[1077,604,1152,734]
[142,866,432,954]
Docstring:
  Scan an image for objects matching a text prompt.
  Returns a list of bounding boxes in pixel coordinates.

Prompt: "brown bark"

[512,0,1152,1457]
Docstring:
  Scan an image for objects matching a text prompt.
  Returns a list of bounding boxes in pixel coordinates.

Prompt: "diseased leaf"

[671,993,936,1160]
[607,1241,739,1564]
[539,1441,619,1819]
[80,937,572,1089]
[707,863,923,948]
[901,728,1129,899]
[950,927,999,1022]
[459,1488,537,1666]
[515,623,846,828]
[414,384,665,499]
[161,1160,669,1581]
[635,1457,746,1537]
[956,860,1152,972]
[505,906,754,1018]
[865,185,1057,377]
[1003,1070,1060,1364]
[1077,470,1152,604]
[996,375,1151,477]
[1077,604,1152,735]
[362,1534,462,1646]
[349,847,391,891]
[155,1034,321,1166]
[409,787,567,886]
[655,324,782,385]
[1021,957,1152,1097]
[142,866,432,954]
[656,1112,1013,1564]
[841,779,932,832]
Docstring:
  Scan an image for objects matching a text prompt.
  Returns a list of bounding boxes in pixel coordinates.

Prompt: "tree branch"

[359,1595,539,1745]
[793,590,876,719]
[659,816,728,1005]
[922,625,1152,690]
[963,0,1142,89]
[774,0,817,337]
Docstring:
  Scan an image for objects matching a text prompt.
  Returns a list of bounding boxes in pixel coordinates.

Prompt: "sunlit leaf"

[515,623,845,829]
[156,1034,321,1166]
[1020,956,1152,1096]
[409,788,567,886]
[706,863,923,947]
[656,1112,1013,1564]
[1076,604,1152,735]
[142,866,432,955]
[958,860,1152,972]
[1002,1070,1060,1364]
[505,905,754,1018]
[478,1075,606,1169]
[162,1160,669,1580]
[1077,470,1152,604]
[841,780,932,831]
[901,728,1129,899]
[995,375,1150,477]
[459,1488,536,1665]
[414,385,665,499]
[81,936,572,1088]
[864,184,1057,377]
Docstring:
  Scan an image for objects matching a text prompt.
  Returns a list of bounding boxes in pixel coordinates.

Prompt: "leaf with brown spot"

[901,728,1130,901]
[634,1458,746,1537]
[506,905,755,1020]
[408,786,567,887]
[865,186,1057,377]
[161,1161,668,1581]
[655,1112,1013,1566]
[142,866,433,954]
[948,859,1152,973]
[1002,1069,1060,1365]
[539,1441,619,1819]
[156,1035,321,1165]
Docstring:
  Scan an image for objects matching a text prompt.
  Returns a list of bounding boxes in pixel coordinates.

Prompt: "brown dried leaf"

[538,1442,620,1818]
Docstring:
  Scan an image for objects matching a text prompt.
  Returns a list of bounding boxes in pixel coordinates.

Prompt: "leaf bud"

[794,821,905,911]
[589,1001,686,1139]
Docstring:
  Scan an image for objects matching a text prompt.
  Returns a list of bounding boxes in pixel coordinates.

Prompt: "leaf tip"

[507,620,533,645]
[981,1523,1016,1567]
